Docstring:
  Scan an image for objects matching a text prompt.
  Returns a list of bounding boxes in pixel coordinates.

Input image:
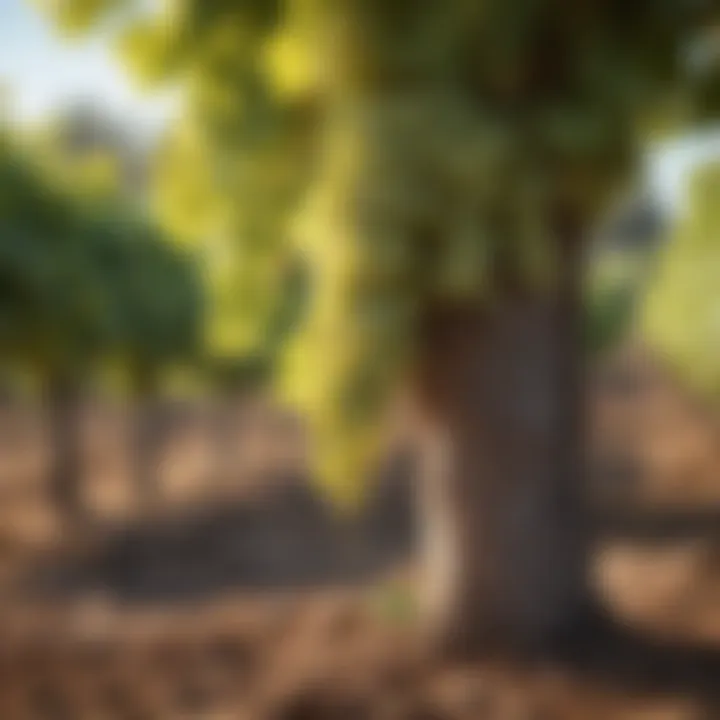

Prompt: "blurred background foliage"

[2,0,719,508]
[643,164,720,398]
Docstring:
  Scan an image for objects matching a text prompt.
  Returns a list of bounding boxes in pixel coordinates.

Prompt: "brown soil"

[1,348,720,718]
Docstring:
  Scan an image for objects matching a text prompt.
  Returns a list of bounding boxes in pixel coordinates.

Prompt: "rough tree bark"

[413,228,592,656]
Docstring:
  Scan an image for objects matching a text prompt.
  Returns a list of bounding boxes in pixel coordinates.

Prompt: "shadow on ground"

[532,607,720,718]
[23,463,415,604]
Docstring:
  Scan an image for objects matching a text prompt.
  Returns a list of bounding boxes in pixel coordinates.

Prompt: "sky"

[0,0,178,139]
[0,0,719,213]
[648,131,720,216]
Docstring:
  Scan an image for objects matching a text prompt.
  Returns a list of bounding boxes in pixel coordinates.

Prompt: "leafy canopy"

[35,0,720,506]
[0,123,203,390]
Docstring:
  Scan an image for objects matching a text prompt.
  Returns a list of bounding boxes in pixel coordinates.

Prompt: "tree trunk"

[413,237,591,656]
[131,364,164,508]
[211,391,242,487]
[45,372,84,521]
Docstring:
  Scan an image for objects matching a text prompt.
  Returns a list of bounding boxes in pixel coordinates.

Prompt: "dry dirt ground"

[2,347,720,718]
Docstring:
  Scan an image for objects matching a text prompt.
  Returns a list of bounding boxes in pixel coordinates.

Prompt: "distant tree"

[583,193,667,357]
[0,122,204,518]
[37,102,150,203]
[202,253,306,484]
[643,163,720,397]
[0,130,113,518]
[84,208,204,504]
[124,229,204,505]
